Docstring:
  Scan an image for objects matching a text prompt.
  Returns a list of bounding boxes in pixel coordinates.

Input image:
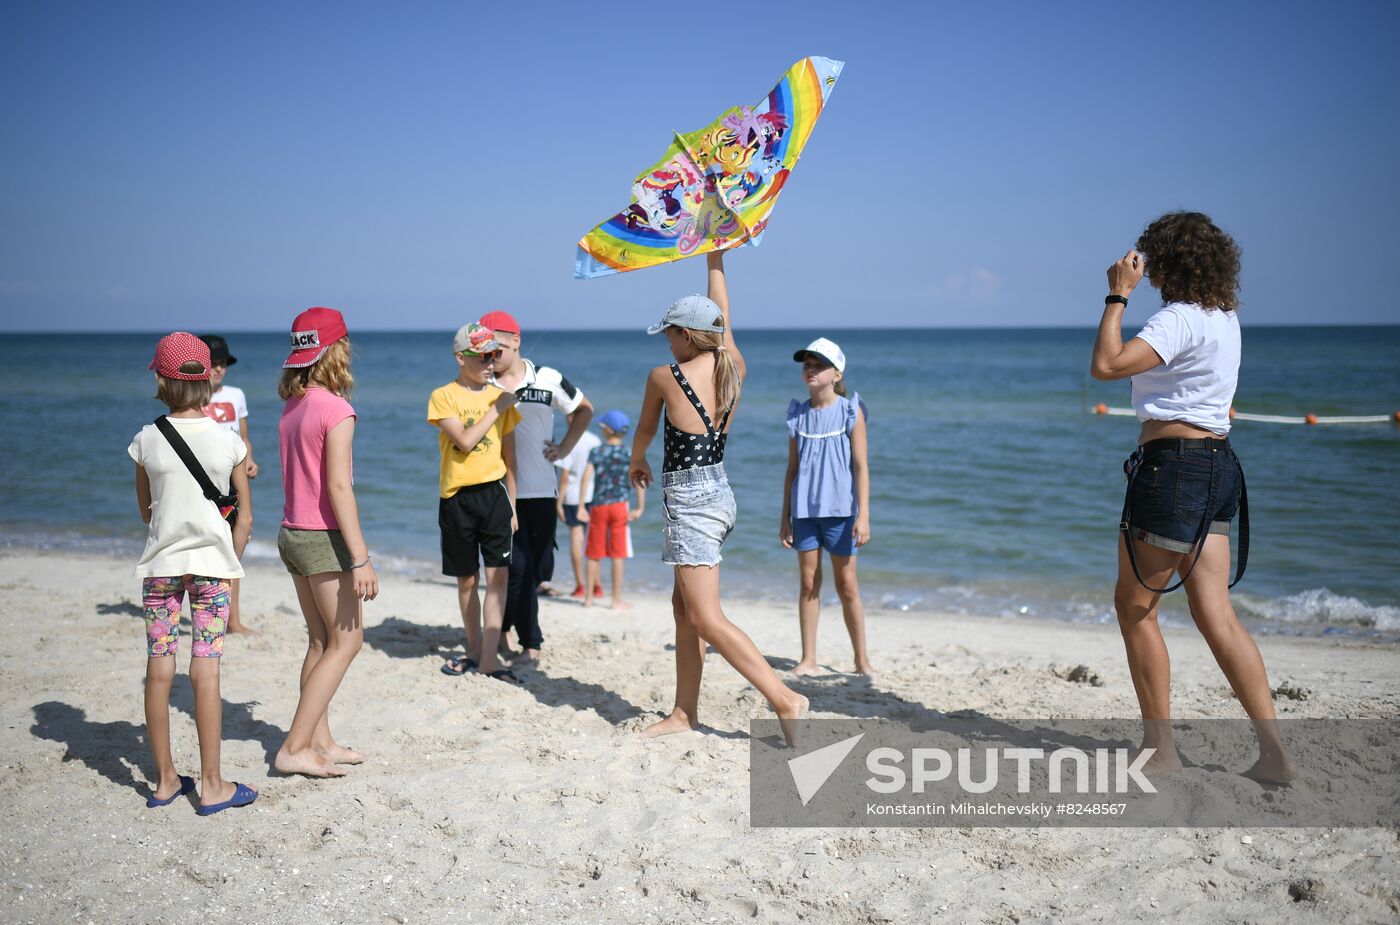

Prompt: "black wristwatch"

[1104,294,1129,306]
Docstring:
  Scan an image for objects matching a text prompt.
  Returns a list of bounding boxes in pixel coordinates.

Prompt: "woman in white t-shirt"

[1090,211,1294,785]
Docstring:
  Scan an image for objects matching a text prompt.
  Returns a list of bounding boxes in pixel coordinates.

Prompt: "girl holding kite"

[630,252,809,746]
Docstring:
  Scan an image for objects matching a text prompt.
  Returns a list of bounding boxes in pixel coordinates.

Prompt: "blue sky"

[2,1,1397,331]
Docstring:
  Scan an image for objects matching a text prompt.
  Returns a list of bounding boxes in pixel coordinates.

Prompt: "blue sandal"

[196,782,258,816]
[486,668,521,685]
[146,775,196,808]
[440,655,478,676]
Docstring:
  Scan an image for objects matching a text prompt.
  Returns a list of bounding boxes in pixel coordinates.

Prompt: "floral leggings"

[142,576,230,658]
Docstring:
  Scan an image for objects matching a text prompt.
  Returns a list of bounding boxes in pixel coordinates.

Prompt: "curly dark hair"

[1136,211,1241,311]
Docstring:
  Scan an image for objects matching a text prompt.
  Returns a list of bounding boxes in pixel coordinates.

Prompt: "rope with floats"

[1089,404,1400,426]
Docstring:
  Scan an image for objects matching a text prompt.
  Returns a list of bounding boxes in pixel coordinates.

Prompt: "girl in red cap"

[130,332,257,813]
[274,307,378,778]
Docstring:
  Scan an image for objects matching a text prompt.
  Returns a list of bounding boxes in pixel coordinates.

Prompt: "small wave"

[243,538,280,561]
[1,526,144,558]
[1235,588,1400,632]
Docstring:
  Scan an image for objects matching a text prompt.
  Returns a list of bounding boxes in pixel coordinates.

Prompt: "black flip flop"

[440,655,478,676]
[486,668,521,685]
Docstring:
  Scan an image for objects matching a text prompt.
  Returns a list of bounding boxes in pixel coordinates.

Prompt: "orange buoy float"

[1229,406,1237,419]
[1394,410,1400,424]
[1094,403,1108,415]
[1305,413,1319,425]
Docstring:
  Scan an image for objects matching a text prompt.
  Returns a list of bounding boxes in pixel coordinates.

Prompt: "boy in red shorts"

[579,410,644,610]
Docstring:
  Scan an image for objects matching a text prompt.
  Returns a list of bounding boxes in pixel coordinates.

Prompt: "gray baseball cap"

[452,322,501,356]
[646,294,726,336]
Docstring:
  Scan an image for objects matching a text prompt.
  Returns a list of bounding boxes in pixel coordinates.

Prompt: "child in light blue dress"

[780,337,874,676]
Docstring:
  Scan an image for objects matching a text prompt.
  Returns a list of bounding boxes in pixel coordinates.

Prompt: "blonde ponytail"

[687,329,741,415]
[713,346,741,413]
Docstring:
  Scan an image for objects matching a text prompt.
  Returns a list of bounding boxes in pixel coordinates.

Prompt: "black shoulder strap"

[153,416,223,502]
[716,403,734,433]
[668,363,715,433]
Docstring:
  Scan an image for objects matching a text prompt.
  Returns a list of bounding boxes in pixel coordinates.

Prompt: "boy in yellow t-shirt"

[427,323,523,684]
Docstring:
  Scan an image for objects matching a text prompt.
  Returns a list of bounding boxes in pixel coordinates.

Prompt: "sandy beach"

[2,548,1397,924]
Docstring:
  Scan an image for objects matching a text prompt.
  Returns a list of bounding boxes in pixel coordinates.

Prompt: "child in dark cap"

[201,334,258,634]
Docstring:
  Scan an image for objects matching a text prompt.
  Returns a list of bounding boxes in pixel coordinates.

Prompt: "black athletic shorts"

[439,480,514,577]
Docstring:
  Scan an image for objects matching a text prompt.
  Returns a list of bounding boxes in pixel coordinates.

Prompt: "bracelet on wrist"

[350,556,371,570]
[1105,294,1129,306]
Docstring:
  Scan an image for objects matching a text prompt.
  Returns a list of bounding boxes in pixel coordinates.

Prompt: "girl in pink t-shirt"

[274,307,377,779]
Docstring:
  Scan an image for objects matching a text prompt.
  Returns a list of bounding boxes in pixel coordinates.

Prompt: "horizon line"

[5,321,1400,335]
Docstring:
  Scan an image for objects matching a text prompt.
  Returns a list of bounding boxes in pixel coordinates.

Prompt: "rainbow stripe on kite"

[575,56,844,279]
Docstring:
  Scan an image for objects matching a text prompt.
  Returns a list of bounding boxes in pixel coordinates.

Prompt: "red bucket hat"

[478,310,520,336]
[284,307,349,368]
[149,332,212,380]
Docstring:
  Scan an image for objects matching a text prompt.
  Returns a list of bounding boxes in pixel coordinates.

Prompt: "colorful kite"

[574,56,844,280]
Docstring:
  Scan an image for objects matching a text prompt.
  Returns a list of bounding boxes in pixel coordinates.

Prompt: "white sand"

[2,549,1397,924]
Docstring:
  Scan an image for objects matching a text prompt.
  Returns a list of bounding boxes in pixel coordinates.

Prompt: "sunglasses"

[460,350,502,361]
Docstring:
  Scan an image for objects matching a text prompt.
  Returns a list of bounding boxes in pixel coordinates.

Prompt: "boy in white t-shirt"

[554,427,602,599]
[201,335,257,634]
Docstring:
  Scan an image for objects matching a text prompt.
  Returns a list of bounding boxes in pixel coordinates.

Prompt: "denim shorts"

[791,515,857,557]
[1122,439,1241,553]
[660,463,737,567]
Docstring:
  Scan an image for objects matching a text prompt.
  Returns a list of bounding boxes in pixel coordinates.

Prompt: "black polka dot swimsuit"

[662,363,732,473]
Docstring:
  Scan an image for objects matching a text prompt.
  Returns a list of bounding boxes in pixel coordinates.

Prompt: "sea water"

[2,327,1396,639]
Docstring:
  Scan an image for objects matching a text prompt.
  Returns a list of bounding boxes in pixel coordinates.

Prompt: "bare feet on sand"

[610,599,632,611]
[1130,745,1184,777]
[777,693,810,748]
[641,709,700,738]
[792,661,822,676]
[226,620,259,635]
[274,747,347,778]
[321,744,367,765]
[1242,752,1298,786]
[853,662,877,677]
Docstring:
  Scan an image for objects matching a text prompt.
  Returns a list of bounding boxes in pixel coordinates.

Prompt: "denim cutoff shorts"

[660,463,737,567]
[1123,440,1241,553]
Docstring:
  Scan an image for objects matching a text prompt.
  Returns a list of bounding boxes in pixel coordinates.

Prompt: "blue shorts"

[561,504,583,528]
[1123,439,1240,553]
[791,515,857,557]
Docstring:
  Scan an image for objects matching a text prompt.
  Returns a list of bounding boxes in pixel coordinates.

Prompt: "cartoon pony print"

[626,158,703,234]
[619,114,780,253]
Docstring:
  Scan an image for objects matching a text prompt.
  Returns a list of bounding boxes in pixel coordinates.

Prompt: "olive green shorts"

[277,526,353,576]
